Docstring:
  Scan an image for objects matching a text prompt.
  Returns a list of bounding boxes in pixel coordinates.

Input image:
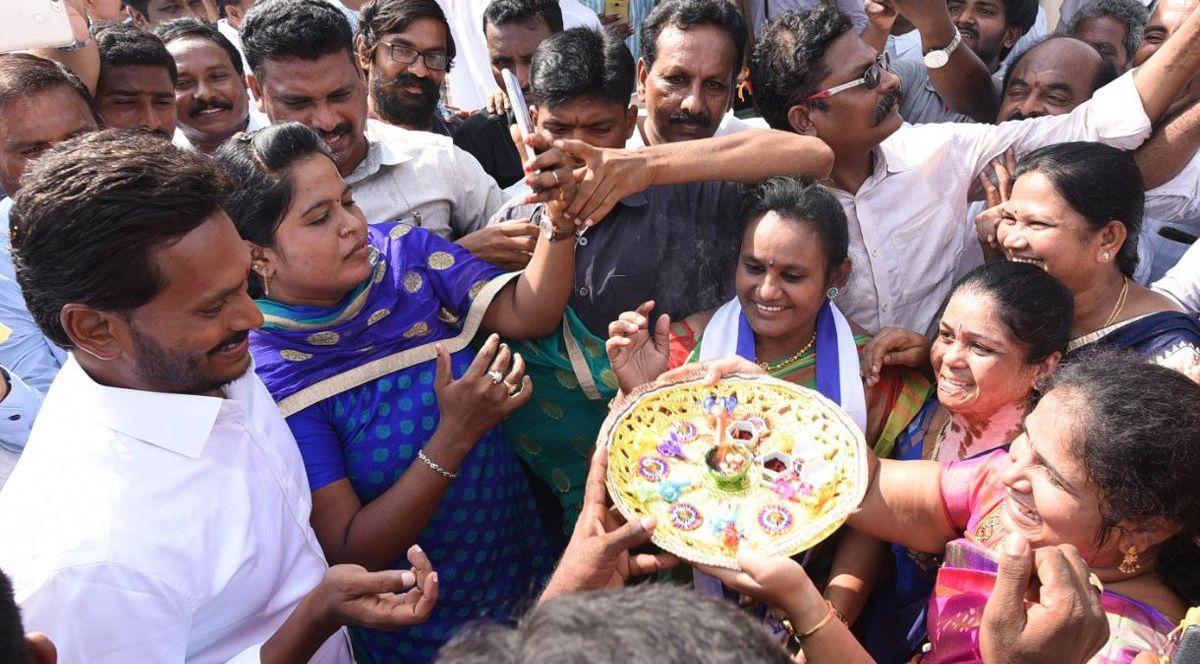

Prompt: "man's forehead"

[261,53,359,92]
[100,64,175,91]
[155,211,248,298]
[1016,39,1099,80]
[169,37,236,69]
[1152,0,1198,28]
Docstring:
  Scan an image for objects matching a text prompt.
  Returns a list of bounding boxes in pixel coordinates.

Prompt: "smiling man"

[750,2,1200,334]
[94,25,179,139]
[157,18,265,153]
[1060,0,1148,73]
[356,0,458,134]
[632,0,751,147]
[242,0,514,266]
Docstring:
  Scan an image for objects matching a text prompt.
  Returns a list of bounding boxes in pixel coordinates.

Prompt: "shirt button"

[577,236,588,246]
[871,249,879,257]
[579,286,590,297]
[882,303,890,311]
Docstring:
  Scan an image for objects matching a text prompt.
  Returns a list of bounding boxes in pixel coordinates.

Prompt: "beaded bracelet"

[418,450,457,480]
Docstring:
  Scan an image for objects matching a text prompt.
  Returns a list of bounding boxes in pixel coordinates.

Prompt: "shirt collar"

[877,131,921,173]
[349,119,417,181]
[58,354,253,459]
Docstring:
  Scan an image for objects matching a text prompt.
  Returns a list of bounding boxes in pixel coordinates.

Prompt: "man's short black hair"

[96,24,179,85]
[748,6,852,129]
[241,0,355,79]
[11,130,232,348]
[123,0,152,15]
[482,0,564,35]
[438,583,793,664]
[529,27,634,108]
[155,17,245,77]
[359,0,457,69]
[0,572,27,664]
[1000,35,1118,97]
[1002,0,1041,35]
[640,0,748,81]
[0,53,98,121]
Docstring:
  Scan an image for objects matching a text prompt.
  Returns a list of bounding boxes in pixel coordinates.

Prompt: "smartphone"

[0,0,77,54]
[501,68,535,161]
[604,0,631,23]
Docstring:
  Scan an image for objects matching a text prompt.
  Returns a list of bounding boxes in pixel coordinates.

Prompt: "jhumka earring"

[826,286,840,299]
[1118,546,1140,574]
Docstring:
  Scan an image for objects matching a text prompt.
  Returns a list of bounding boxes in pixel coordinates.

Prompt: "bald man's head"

[997,36,1116,121]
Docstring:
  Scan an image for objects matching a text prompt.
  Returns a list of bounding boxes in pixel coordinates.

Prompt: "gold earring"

[1118,546,1140,574]
[256,266,271,298]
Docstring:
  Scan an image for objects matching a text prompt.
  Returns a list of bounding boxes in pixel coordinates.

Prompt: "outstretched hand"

[606,300,671,393]
[540,446,679,602]
[859,326,932,386]
[314,547,439,631]
[551,138,653,228]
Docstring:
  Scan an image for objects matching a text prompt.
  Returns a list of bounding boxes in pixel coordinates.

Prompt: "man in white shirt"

[0,130,436,663]
[216,0,255,72]
[157,18,269,154]
[241,0,515,263]
[747,2,1200,334]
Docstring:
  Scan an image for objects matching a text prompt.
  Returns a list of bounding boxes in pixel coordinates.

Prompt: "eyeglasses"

[804,52,890,101]
[380,42,449,71]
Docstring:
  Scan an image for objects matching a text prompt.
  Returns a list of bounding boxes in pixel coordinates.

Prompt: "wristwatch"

[923,27,962,69]
[531,206,574,243]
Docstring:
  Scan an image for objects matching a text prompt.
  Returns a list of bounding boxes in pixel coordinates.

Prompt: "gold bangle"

[797,600,838,639]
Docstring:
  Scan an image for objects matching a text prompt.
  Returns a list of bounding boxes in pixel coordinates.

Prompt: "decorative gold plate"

[602,373,868,569]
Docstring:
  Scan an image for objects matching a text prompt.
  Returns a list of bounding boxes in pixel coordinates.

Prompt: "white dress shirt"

[346,119,503,238]
[0,357,351,664]
[1154,239,1200,313]
[833,71,1151,334]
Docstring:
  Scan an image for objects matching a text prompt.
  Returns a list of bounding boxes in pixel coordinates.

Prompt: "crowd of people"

[0,0,1199,661]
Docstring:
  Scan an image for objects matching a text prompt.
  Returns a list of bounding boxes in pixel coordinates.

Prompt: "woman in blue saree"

[991,142,1200,380]
[215,123,579,663]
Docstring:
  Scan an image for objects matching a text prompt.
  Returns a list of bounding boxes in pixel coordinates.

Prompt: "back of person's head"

[1061,0,1148,63]
[436,584,792,664]
[0,571,53,664]
[214,122,332,294]
[359,0,456,66]
[1015,141,1143,278]
[640,0,748,79]
[241,0,354,78]
[1047,351,1200,606]
[154,16,246,77]
[749,6,852,128]
[10,130,230,348]
[529,27,635,108]
[96,24,179,84]
[483,0,564,34]
[953,262,1073,363]
[740,177,848,274]
[0,53,97,121]
[1000,35,1119,99]
[1002,0,1041,36]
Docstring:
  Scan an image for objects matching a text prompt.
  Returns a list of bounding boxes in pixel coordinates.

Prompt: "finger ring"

[503,380,520,396]
[552,170,561,186]
[1088,573,1104,595]
[487,370,504,384]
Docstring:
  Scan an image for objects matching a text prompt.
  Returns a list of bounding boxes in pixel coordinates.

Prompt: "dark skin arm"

[1135,95,1200,189]
[894,0,1001,122]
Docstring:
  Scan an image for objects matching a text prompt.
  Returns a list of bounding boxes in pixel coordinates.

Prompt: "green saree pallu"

[504,308,619,529]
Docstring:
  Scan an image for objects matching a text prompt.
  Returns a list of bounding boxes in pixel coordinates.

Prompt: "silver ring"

[486,370,504,384]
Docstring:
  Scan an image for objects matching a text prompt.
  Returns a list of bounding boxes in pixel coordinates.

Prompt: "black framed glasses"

[381,42,449,71]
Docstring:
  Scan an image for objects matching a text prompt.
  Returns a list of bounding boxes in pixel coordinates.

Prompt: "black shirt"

[454,110,525,189]
[492,181,744,337]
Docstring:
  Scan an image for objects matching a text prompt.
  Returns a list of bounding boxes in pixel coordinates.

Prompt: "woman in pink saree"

[697,351,1200,663]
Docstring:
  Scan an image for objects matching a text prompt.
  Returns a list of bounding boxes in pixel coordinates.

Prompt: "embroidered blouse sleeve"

[408,228,504,319]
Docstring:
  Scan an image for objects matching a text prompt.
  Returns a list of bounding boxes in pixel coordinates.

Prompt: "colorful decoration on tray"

[602,373,869,569]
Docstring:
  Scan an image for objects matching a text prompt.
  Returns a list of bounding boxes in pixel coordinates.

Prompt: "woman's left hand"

[696,550,827,624]
[433,335,532,446]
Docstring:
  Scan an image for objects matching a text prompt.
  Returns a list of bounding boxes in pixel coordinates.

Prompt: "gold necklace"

[1102,277,1130,328]
[757,333,817,372]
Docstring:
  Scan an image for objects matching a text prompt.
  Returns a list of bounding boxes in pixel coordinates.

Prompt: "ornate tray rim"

[601,372,869,570]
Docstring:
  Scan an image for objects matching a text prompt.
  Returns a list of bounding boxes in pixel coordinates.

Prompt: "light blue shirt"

[0,198,66,452]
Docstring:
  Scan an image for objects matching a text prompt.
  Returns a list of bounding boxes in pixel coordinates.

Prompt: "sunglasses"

[804,52,891,101]
[380,42,449,71]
